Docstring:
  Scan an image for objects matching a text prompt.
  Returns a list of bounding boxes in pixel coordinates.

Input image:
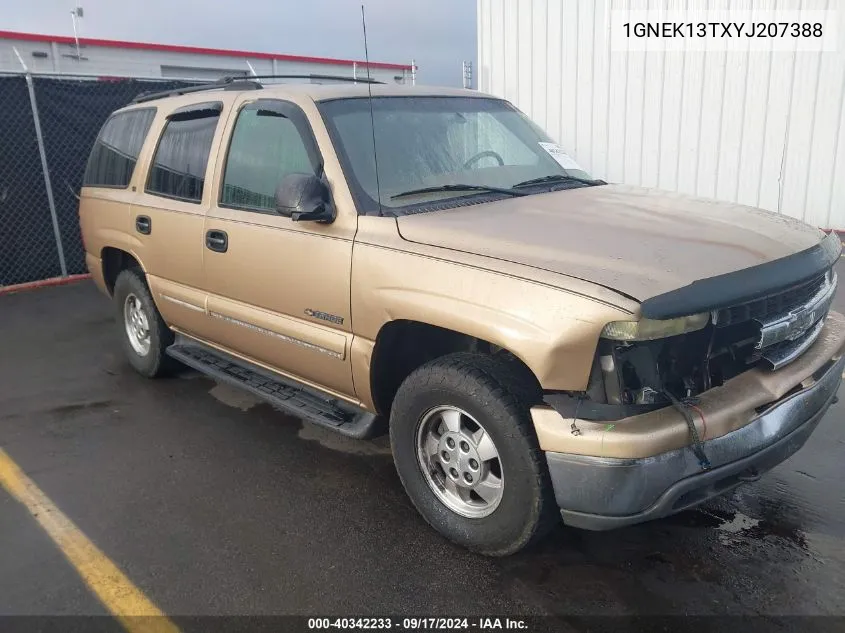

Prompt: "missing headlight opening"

[599,323,739,406]
[549,268,836,420]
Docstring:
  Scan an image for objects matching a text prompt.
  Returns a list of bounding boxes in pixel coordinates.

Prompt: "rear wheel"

[113,269,176,378]
[389,353,558,556]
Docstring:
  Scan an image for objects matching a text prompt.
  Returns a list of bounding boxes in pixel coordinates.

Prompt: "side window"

[221,105,314,212]
[84,109,155,188]
[146,107,220,203]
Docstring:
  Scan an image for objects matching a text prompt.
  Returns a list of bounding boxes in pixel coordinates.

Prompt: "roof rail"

[130,73,383,105]
[131,78,260,104]
[219,73,384,85]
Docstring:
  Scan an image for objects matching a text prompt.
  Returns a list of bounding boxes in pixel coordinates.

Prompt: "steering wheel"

[463,150,504,169]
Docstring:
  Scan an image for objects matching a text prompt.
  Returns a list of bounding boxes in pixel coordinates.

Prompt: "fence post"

[23,72,68,278]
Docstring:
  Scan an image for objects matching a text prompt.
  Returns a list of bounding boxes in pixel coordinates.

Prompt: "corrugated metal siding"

[478,0,845,229]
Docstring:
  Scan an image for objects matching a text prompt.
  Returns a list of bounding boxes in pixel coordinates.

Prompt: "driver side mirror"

[275,173,335,223]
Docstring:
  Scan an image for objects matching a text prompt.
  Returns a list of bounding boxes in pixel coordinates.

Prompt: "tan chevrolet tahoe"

[79,77,843,556]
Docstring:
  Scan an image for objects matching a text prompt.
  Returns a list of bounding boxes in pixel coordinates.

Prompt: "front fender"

[351,241,631,392]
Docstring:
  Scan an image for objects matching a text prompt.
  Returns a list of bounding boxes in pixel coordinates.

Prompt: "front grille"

[715,272,827,327]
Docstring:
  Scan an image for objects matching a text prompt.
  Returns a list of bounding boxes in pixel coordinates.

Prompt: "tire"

[389,352,558,556]
[113,268,176,378]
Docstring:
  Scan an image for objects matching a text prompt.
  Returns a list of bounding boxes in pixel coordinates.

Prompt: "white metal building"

[477,0,845,229]
[0,30,413,84]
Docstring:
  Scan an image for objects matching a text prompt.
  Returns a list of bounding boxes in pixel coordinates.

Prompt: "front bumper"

[533,311,845,531]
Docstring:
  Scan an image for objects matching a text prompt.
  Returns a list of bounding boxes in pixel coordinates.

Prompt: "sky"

[6,0,477,87]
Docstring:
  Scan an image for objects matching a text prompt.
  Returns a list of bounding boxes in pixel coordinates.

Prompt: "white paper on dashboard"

[538,142,583,171]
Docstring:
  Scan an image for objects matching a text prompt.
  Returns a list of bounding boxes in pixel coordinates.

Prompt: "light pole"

[70,7,84,60]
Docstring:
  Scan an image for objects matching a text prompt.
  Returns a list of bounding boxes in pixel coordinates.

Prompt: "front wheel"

[389,353,558,556]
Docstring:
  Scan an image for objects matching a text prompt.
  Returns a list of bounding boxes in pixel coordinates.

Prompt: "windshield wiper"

[390,184,527,200]
[513,174,605,188]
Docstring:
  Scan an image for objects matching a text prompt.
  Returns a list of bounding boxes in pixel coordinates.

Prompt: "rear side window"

[146,106,220,203]
[84,108,155,188]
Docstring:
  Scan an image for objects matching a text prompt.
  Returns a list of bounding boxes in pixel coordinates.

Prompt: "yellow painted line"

[0,447,180,633]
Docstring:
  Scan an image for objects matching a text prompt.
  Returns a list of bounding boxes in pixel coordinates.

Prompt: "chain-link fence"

[0,73,205,287]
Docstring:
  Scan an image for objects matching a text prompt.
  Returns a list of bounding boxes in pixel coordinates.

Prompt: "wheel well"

[101,247,141,296]
[369,320,542,417]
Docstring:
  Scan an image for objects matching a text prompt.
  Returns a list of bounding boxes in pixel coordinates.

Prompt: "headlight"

[601,313,709,341]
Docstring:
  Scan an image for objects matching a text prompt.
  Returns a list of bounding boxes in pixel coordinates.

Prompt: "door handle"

[205,229,228,253]
[135,215,151,235]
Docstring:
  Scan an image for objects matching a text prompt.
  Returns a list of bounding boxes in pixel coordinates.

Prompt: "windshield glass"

[317,96,596,212]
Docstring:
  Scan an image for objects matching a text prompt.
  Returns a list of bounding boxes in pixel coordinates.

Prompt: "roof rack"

[130,73,383,104]
[220,74,384,85]
[131,79,259,104]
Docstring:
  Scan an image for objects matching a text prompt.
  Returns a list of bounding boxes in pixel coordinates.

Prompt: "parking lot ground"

[1,264,845,628]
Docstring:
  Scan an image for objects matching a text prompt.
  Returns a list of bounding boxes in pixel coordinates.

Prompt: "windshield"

[317,96,596,213]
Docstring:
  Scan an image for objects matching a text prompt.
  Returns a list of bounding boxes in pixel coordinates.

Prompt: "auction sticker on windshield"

[538,142,583,172]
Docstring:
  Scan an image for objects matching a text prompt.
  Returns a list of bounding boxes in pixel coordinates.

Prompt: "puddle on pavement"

[297,423,391,456]
[208,383,261,411]
[207,380,390,455]
[667,502,811,552]
[713,510,760,534]
[709,510,763,545]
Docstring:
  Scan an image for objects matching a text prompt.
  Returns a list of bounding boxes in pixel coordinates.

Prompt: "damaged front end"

[546,266,838,423]
[536,233,843,529]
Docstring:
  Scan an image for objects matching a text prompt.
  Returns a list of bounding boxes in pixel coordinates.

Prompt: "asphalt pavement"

[1,262,844,629]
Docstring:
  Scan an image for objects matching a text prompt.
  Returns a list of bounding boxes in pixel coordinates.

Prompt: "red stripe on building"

[0,30,412,71]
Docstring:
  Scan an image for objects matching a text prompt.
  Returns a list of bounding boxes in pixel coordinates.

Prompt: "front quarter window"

[318,96,596,214]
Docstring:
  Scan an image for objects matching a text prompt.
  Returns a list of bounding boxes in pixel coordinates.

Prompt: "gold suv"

[79,78,844,555]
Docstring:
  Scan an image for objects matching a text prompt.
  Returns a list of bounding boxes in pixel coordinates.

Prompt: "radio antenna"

[361,5,383,216]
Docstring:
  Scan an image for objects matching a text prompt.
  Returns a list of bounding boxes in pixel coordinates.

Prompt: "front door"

[201,98,357,398]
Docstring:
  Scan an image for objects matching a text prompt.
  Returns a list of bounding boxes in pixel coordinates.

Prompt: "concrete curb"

[0,273,91,296]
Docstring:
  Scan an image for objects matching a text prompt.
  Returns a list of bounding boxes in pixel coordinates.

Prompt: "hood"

[396,184,825,302]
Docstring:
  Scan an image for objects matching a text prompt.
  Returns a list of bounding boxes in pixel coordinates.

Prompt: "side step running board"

[166,338,381,439]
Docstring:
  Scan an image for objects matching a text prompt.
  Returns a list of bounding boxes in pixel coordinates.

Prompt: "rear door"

[130,100,229,341]
[201,97,357,398]
[79,107,156,290]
